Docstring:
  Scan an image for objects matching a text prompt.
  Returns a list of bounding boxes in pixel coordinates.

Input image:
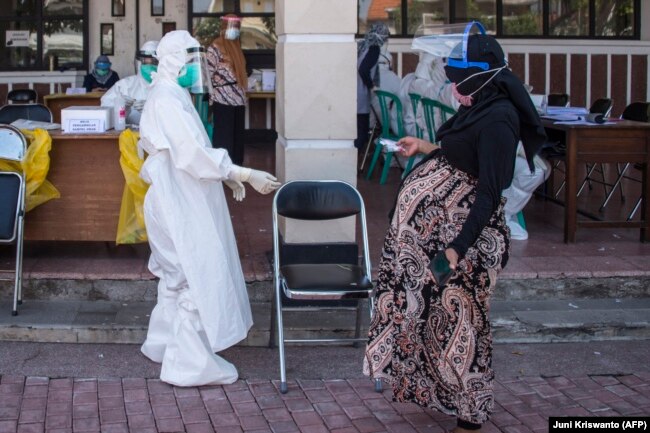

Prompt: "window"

[190,0,276,50]
[0,0,86,71]
[358,0,638,39]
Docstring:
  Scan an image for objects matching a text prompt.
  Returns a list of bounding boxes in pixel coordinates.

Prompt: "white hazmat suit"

[101,40,159,126]
[138,30,279,386]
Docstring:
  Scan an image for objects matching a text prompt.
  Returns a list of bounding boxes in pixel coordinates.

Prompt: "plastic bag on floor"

[0,128,60,212]
[116,129,149,244]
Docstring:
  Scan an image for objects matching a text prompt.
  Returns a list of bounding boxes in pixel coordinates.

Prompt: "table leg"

[564,130,578,243]
[642,159,649,242]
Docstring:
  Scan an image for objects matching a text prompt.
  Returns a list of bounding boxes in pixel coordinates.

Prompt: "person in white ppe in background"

[101,40,159,126]
[138,30,280,387]
[502,144,550,240]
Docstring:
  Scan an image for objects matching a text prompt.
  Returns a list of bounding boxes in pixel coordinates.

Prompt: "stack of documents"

[542,106,590,121]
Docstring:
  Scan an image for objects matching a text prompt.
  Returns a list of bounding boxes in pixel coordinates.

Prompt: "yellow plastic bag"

[0,128,60,212]
[116,129,149,244]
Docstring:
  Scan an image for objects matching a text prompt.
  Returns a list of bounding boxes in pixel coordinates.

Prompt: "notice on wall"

[6,30,30,47]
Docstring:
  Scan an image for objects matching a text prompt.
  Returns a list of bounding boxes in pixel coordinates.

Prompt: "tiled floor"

[1,142,649,283]
[0,372,649,433]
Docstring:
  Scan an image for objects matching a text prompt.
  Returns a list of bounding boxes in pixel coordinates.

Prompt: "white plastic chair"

[0,124,27,316]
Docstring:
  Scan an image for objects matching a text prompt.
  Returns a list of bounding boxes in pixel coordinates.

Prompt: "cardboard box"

[61,106,113,133]
[261,69,276,91]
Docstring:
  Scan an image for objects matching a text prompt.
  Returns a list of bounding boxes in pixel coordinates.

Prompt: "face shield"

[95,61,111,76]
[222,16,241,40]
[177,46,212,94]
[136,51,159,83]
[411,21,487,67]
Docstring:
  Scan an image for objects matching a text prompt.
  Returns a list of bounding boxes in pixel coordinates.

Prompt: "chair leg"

[365,142,383,181]
[12,214,24,316]
[275,283,288,394]
[600,163,630,211]
[353,300,363,348]
[359,128,377,172]
[401,156,415,179]
[269,291,277,348]
[379,152,393,185]
[627,197,642,221]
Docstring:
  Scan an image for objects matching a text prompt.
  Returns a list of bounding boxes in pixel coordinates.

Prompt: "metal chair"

[7,89,38,104]
[271,180,380,393]
[420,97,456,143]
[365,90,415,184]
[0,103,53,124]
[0,125,27,316]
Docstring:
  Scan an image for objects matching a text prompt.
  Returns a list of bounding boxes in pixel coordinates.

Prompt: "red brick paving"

[1,374,649,433]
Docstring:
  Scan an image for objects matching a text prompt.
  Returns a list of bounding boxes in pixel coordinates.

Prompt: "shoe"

[507,218,529,240]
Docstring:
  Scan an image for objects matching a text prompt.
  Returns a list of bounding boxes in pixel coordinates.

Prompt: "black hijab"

[439,34,546,173]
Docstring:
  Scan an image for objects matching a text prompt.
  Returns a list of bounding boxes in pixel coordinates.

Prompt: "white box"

[61,106,113,133]
[261,69,276,91]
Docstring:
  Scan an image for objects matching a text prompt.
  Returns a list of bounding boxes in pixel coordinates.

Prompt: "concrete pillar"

[275,0,358,243]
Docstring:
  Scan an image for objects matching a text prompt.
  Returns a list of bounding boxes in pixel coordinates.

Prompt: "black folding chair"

[270,180,381,393]
[7,89,38,104]
[0,125,27,316]
[0,103,53,124]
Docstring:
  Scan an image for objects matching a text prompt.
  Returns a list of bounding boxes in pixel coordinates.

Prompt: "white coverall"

[138,31,253,386]
[503,144,551,240]
[101,41,159,126]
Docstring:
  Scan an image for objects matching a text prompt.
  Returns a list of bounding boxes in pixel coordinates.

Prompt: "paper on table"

[554,120,616,125]
[11,118,61,130]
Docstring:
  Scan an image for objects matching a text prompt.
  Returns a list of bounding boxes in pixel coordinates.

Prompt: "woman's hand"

[398,136,438,157]
[445,248,458,270]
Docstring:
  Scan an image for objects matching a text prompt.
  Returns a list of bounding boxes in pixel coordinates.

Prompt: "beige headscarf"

[211,15,248,89]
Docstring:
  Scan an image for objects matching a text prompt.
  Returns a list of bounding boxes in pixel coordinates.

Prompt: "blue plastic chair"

[366,90,415,185]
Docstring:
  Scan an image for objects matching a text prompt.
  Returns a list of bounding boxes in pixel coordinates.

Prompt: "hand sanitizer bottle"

[114,97,126,131]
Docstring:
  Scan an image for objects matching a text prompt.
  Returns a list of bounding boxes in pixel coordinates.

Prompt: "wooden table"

[542,119,650,242]
[246,91,275,130]
[43,92,103,124]
[24,129,124,241]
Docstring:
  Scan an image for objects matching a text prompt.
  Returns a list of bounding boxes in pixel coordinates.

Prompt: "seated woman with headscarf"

[83,55,120,92]
[364,28,546,433]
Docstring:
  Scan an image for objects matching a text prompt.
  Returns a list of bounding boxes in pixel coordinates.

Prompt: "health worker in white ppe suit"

[138,30,280,387]
[101,40,159,126]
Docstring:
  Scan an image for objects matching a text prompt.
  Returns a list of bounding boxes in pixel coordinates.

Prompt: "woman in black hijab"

[364,32,546,432]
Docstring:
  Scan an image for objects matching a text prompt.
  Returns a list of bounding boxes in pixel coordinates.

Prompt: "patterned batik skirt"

[364,153,510,424]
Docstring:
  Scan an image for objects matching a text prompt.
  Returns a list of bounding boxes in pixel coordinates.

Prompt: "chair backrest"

[0,173,22,242]
[275,180,362,220]
[0,124,28,162]
[408,93,423,139]
[421,97,456,143]
[0,103,53,124]
[621,102,650,123]
[547,93,569,107]
[7,89,38,104]
[589,98,613,117]
[374,89,405,138]
[273,180,371,272]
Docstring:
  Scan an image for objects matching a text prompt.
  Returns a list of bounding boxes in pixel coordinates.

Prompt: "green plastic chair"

[420,97,456,143]
[408,92,424,140]
[366,90,415,185]
[193,94,213,141]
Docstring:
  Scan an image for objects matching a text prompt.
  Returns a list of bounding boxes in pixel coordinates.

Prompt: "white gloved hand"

[132,99,145,111]
[223,179,246,201]
[229,166,281,195]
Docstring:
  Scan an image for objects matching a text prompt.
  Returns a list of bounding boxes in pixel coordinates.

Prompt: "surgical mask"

[177,63,200,88]
[140,64,157,83]
[95,68,109,77]
[224,28,240,40]
[450,66,506,106]
[177,46,212,94]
